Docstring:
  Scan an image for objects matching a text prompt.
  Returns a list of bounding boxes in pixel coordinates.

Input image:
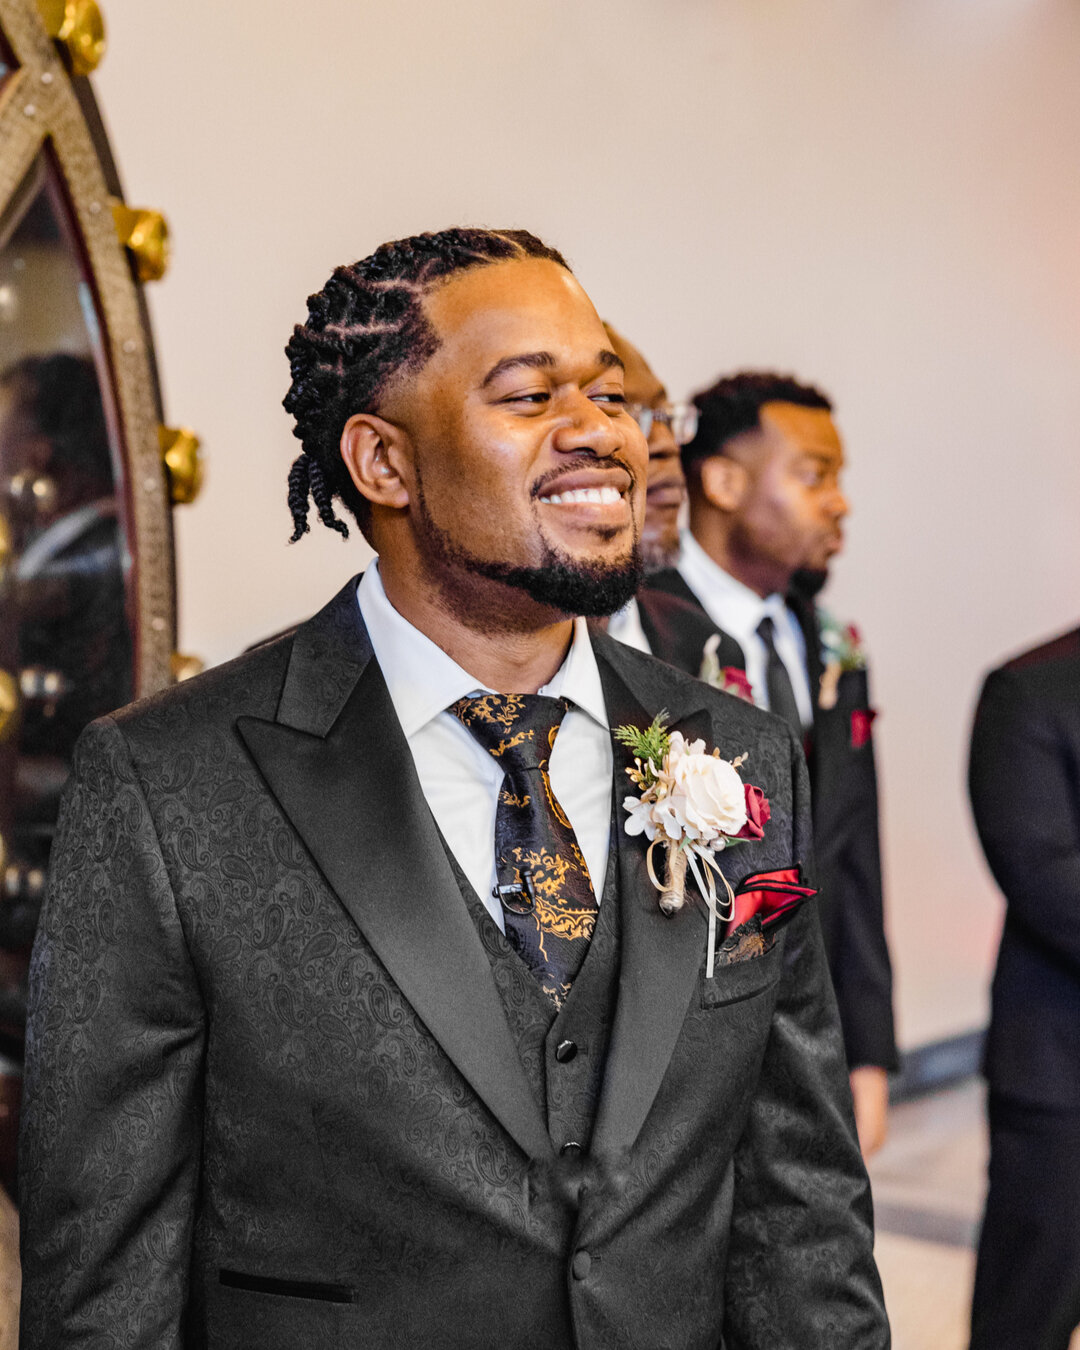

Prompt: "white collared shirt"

[357,563,613,930]
[605,596,652,655]
[676,531,814,728]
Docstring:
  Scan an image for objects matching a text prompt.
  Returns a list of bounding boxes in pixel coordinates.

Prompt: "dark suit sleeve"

[824,667,897,1071]
[969,667,1080,975]
[19,718,205,1348]
[724,731,888,1348]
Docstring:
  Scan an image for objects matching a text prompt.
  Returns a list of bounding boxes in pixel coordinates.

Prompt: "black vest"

[442,830,621,1153]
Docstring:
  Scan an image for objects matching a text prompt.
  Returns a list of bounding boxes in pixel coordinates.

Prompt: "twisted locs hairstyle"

[283,227,569,543]
[682,371,832,473]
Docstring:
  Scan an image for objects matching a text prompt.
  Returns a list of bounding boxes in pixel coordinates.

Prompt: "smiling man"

[20,231,887,1349]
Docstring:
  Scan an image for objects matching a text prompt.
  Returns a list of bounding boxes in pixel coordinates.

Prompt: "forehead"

[421,257,610,379]
[760,401,843,459]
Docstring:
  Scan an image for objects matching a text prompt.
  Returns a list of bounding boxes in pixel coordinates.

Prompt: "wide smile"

[540,485,623,506]
[535,468,634,531]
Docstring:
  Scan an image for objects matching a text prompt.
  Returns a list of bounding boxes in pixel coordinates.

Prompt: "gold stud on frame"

[36,0,107,76]
[111,201,171,283]
[158,425,203,505]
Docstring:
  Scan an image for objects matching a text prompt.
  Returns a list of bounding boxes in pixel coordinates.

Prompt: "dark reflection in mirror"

[0,33,14,89]
[0,151,134,1155]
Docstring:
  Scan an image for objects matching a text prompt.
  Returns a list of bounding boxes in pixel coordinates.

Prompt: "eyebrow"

[480,348,624,389]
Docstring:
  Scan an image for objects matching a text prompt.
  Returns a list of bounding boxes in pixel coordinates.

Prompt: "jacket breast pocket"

[700,936,783,1009]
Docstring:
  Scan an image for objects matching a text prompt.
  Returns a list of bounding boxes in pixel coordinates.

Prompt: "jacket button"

[561,1141,583,1159]
[555,1039,578,1063]
[571,1249,592,1280]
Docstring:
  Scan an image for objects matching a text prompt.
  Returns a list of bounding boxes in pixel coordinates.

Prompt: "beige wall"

[94,0,1080,1049]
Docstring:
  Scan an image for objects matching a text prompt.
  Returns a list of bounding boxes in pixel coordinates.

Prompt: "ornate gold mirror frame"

[0,0,195,694]
[0,0,201,1210]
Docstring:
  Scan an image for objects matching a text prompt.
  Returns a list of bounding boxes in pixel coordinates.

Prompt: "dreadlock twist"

[283,227,569,542]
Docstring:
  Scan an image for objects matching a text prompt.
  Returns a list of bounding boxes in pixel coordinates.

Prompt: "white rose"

[661,732,747,844]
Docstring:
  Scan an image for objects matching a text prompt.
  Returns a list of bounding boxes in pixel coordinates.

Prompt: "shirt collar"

[677,530,785,635]
[356,561,608,738]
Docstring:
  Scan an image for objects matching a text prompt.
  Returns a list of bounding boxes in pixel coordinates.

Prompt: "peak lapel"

[236,597,552,1164]
[590,635,713,1160]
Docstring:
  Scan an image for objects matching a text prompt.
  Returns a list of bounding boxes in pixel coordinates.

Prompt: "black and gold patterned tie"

[451,693,598,1009]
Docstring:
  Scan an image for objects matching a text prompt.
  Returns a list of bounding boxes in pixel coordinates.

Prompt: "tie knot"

[450,693,569,771]
[757,615,778,647]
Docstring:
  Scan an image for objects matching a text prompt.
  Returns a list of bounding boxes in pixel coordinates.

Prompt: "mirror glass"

[0,146,134,1061]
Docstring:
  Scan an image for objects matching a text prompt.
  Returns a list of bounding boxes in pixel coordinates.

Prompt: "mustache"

[530,454,635,500]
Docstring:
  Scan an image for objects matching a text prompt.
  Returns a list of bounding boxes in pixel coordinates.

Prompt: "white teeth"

[540,486,622,505]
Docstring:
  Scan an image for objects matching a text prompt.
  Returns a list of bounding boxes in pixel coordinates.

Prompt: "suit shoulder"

[999,626,1080,678]
[106,632,294,747]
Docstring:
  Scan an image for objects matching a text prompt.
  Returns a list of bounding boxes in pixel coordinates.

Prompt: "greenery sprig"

[614,712,672,791]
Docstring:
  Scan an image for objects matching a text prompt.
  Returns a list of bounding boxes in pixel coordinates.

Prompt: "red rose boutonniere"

[615,713,771,977]
[699,635,755,704]
[818,610,868,711]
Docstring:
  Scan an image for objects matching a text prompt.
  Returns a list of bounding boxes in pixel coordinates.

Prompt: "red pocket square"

[724,867,817,938]
[850,707,877,749]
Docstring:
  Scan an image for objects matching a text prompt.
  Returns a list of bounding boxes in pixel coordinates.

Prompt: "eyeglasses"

[627,402,699,446]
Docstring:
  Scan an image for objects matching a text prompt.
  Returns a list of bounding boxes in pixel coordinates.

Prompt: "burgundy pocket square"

[724,867,817,939]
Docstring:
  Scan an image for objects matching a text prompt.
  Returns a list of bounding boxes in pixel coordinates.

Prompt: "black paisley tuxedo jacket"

[20,577,888,1349]
[641,570,897,1072]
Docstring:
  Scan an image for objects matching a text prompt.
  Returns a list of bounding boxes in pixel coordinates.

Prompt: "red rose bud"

[722,667,755,703]
[850,707,877,750]
[737,784,771,839]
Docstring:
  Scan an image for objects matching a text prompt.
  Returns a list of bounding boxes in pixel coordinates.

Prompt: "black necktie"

[757,615,802,736]
[451,693,598,1009]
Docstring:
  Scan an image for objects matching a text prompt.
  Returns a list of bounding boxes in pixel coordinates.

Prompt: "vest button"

[571,1249,592,1280]
[555,1039,578,1063]
[561,1141,583,1159]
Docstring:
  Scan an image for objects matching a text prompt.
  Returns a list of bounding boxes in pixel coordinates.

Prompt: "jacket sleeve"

[969,667,1080,975]
[723,731,890,1349]
[19,717,205,1348]
[826,668,897,1071]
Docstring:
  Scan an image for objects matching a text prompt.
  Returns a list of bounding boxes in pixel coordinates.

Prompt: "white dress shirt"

[676,531,814,728]
[605,596,652,655]
[357,563,613,931]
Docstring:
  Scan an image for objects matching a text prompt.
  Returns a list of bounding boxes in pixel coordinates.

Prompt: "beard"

[414,475,642,620]
[790,566,830,599]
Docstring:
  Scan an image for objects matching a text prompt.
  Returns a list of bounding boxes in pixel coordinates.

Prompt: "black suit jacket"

[20,577,888,1348]
[969,627,1080,1109]
[641,570,897,1071]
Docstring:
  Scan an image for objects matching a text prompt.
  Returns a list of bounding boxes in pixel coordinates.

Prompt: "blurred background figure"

[968,627,1080,1350]
[599,324,719,666]
[644,371,896,1155]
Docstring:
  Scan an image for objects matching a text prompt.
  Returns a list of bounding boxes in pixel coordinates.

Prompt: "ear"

[698,455,748,513]
[339,413,411,511]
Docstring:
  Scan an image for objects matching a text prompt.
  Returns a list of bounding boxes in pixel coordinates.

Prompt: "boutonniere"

[817,610,867,710]
[614,713,770,977]
[698,634,755,704]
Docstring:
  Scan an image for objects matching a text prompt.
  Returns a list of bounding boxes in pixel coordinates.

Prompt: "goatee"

[416,483,642,619]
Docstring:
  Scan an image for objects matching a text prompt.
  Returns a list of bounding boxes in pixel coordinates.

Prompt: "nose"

[827,485,850,519]
[551,391,629,459]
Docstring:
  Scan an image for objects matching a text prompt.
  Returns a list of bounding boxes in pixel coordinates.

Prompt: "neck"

[378,557,575,694]
[687,512,788,600]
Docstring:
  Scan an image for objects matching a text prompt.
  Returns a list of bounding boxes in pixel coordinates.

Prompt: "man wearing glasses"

[599,326,725,670]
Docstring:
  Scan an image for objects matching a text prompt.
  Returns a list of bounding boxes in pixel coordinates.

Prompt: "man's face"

[605,329,685,571]
[382,258,648,617]
[728,401,848,582]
